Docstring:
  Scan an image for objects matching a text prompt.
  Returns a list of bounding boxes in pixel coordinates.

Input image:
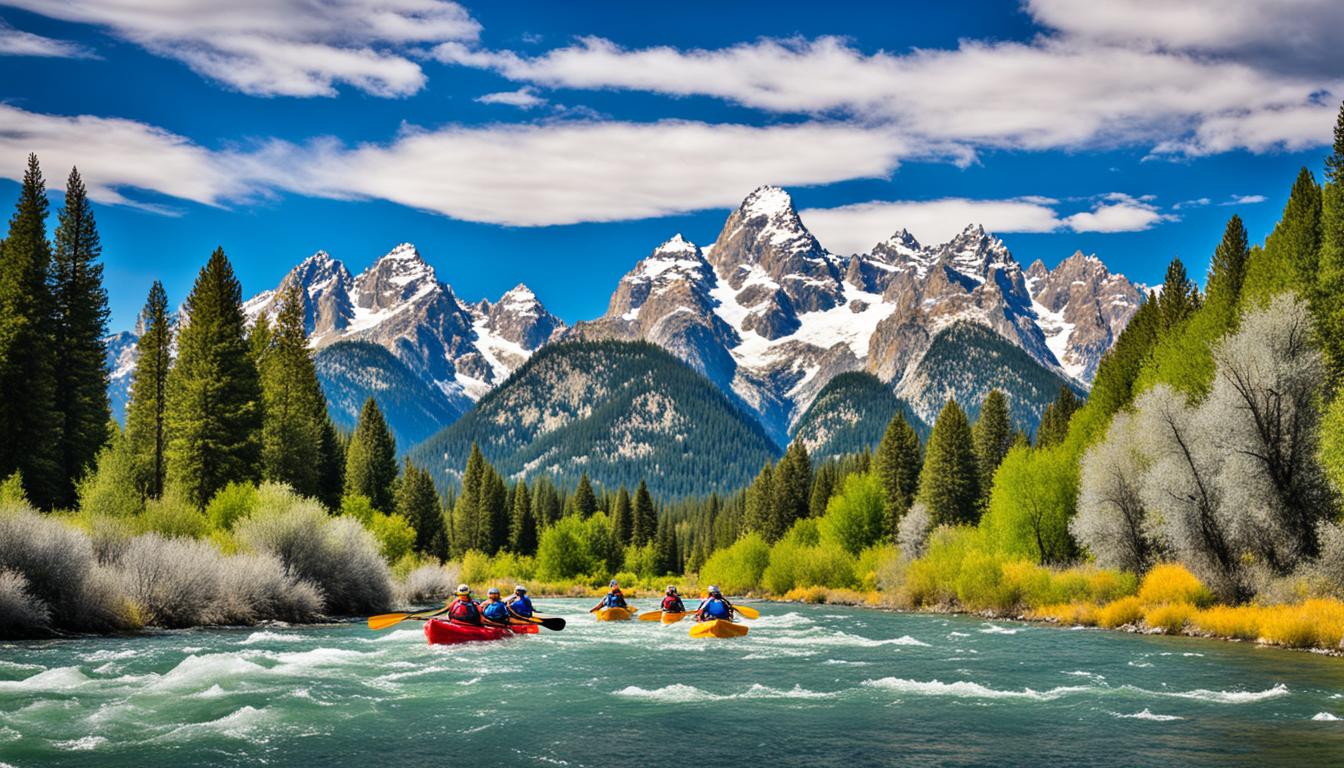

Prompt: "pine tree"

[1036,386,1081,448]
[125,281,171,499]
[1157,257,1199,332]
[397,458,444,558]
[532,476,562,528]
[874,413,922,536]
[610,485,633,545]
[769,441,811,539]
[972,389,1013,502]
[452,443,488,554]
[572,473,598,517]
[0,154,61,507]
[316,418,345,510]
[632,479,657,545]
[917,399,980,526]
[654,515,677,575]
[509,480,537,554]
[1251,168,1322,303]
[743,461,775,535]
[164,247,262,507]
[808,463,836,517]
[1206,214,1250,312]
[259,281,328,497]
[49,168,110,506]
[343,397,398,513]
[1317,101,1344,385]
[483,466,508,554]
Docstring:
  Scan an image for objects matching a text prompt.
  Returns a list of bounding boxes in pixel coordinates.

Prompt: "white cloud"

[1173,197,1211,210]
[475,86,546,109]
[0,105,924,226]
[434,26,1341,156]
[1,0,480,97]
[801,192,1174,253]
[801,198,1064,254]
[0,20,94,57]
[1222,194,1266,205]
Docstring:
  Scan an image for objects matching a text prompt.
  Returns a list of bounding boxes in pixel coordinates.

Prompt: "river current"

[2,599,1342,766]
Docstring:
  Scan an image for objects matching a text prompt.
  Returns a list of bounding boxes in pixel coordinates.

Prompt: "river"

[2,599,1342,766]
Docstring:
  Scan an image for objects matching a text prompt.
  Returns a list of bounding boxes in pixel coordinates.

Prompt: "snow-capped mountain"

[573,186,1143,439]
[242,244,565,405]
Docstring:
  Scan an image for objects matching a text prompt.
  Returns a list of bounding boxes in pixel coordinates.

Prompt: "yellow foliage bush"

[1258,599,1344,649]
[1144,601,1196,634]
[783,586,829,604]
[1190,605,1263,640]
[1029,602,1099,626]
[1138,564,1212,607]
[1098,596,1143,628]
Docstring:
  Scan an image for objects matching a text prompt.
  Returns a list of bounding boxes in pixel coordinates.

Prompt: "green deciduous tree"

[125,281,171,499]
[165,247,262,506]
[0,154,61,507]
[343,397,397,513]
[818,472,886,555]
[982,446,1078,565]
[917,399,980,526]
[50,168,110,506]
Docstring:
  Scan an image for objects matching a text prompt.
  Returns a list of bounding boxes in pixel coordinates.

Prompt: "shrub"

[206,482,258,531]
[1144,601,1195,634]
[77,433,143,519]
[1029,602,1099,626]
[901,525,984,608]
[818,473,886,555]
[1190,605,1263,640]
[1257,599,1344,649]
[0,503,130,634]
[119,534,224,628]
[699,533,770,594]
[235,491,392,615]
[367,512,416,563]
[536,515,593,580]
[855,545,899,592]
[140,490,209,538]
[215,553,323,624]
[0,568,49,636]
[398,564,459,606]
[1097,596,1144,628]
[762,540,857,594]
[340,493,377,524]
[0,472,26,506]
[783,585,829,603]
[1138,563,1212,607]
[897,502,933,561]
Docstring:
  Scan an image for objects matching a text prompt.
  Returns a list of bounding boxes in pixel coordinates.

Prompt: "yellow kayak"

[595,606,634,621]
[689,619,749,638]
[661,611,690,625]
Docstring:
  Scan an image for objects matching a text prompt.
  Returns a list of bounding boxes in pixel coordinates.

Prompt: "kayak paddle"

[733,603,760,620]
[638,610,664,621]
[367,602,450,631]
[510,615,567,631]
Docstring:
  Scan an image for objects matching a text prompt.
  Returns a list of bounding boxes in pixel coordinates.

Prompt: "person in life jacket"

[480,587,511,625]
[448,584,483,625]
[661,585,685,614]
[592,580,628,611]
[694,585,734,622]
[507,585,535,619]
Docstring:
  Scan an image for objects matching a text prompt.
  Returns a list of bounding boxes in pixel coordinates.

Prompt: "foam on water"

[239,631,305,645]
[160,706,273,742]
[1113,709,1184,722]
[614,682,835,703]
[978,624,1021,635]
[0,666,89,692]
[54,735,108,751]
[1312,712,1340,721]
[862,677,1092,701]
[1145,683,1289,705]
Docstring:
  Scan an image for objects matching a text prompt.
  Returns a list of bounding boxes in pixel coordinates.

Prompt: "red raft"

[424,618,537,645]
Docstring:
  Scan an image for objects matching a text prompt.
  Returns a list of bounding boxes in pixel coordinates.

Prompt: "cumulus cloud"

[0,19,94,57]
[475,86,546,109]
[434,20,1341,156]
[1222,194,1266,205]
[1,0,480,97]
[802,193,1173,253]
[0,105,925,226]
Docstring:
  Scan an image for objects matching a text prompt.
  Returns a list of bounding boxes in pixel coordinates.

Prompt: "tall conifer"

[343,397,397,512]
[917,399,980,526]
[632,479,657,545]
[260,281,328,497]
[125,281,171,498]
[972,390,1012,505]
[1317,101,1344,384]
[874,413,922,536]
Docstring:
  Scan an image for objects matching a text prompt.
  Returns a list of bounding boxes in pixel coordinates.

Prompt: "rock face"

[574,186,1145,438]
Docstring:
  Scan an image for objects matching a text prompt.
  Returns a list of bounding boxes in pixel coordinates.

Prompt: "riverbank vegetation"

[4,106,1344,653]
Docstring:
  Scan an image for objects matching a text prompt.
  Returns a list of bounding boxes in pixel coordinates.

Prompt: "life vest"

[508,595,535,617]
[449,598,481,624]
[700,597,731,619]
[603,590,627,608]
[662,595,685,612]
[481,599,510,623]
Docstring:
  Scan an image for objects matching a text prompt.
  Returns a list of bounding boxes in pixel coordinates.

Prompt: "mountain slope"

[790,372,926,461]
[408,340,780,497]
[896,321,1083,430]
[315,341,462,452]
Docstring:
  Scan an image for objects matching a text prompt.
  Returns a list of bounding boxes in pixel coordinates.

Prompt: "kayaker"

[694,585,735,622]
[661,585,685,614]
[448,584,483,625]
[592,580,628,611]
[480,587,511,625]
[507,585,535,619]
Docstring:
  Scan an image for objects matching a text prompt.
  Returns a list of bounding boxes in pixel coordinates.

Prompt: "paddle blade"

[538,616,566,631]
[367,613,410,631]
[734,604,760,620]
[638,611,664,622]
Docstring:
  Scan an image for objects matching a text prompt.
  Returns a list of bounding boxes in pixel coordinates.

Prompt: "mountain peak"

[740,185,795,219]
[654,233,699,257]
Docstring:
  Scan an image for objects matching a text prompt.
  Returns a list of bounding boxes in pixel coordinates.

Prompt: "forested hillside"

[790,372,925,460]
[315,340,462,451]
[409,340,780,498]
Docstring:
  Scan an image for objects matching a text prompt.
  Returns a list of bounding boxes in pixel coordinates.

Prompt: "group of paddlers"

[445,581,737,626]
[590,580,737,622]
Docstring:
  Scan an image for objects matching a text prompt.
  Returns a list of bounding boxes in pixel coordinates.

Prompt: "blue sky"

[1,0,1340,332]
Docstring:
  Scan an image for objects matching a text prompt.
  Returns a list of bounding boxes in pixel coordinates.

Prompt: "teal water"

[2,599,1342,767]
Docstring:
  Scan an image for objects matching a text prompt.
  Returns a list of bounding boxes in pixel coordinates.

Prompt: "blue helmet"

[708,585,721,595]
[609,580,619,588]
